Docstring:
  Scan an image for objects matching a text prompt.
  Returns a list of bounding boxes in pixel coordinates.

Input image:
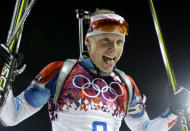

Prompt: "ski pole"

[7,0,36,52]
[148,0,188,130]
[0,0,36,111]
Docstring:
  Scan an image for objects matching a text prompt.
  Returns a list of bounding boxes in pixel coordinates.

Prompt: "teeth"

[103,56,115,66]
[104,55,115,59]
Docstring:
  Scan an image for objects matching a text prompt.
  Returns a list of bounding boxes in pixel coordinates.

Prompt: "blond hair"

[87,8,116,18]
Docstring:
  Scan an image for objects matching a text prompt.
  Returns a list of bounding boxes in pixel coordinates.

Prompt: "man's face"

[85,33,125,72]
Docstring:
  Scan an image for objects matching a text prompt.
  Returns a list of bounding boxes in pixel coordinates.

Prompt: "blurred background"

[0,0,190,130]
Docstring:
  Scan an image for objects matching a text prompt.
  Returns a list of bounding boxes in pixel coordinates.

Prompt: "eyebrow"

[99,36,124,42]
[100,37,111,41]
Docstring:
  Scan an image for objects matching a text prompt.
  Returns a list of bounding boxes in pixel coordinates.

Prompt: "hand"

[0,43,25,82]
[14,52,24,67]
[0,44,10,68]
[0,43,24,66]
[165,85,190,114]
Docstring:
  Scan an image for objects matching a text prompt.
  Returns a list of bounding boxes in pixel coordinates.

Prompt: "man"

[0,9,178,131]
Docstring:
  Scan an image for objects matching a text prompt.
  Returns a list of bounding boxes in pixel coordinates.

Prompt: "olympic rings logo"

[72,75,124,102]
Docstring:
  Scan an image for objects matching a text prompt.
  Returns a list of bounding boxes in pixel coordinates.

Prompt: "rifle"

[0,0,36,112]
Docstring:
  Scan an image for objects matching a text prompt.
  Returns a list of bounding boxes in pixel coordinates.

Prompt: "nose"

[108,41,117,52]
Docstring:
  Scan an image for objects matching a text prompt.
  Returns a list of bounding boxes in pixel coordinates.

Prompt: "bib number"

[92,121,107,131]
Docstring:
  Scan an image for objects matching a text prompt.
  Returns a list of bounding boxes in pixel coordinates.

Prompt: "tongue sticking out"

[103,56,115,66]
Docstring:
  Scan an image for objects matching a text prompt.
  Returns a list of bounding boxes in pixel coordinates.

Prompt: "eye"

[116,39,124,46]
[100,37,111,43]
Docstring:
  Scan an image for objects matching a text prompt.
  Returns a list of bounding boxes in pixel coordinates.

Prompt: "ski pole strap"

[53,59,78,104]
[114,69,133,114]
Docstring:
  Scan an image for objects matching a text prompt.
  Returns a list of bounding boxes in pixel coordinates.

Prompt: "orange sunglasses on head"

[89,19,129,35]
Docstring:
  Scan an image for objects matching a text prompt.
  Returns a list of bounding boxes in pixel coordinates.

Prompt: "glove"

[165,85,190,115]
[0,43,24,66]
[14,52,24,67]
[0,43,25,82]
[0,44,10,68]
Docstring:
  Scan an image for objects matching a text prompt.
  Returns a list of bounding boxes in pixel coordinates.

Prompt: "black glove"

[0,43,24,66]
[0,44,10,68]
[0,43,25,82]
[14,52,24,67]
[165,85,190,115]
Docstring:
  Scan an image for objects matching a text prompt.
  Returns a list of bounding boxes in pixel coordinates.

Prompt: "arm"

[0,83,49,126]
[124,76,178,131]
[0,61,64,126]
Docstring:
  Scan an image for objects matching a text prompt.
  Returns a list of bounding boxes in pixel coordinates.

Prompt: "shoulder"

[114,69,141,96]
[34,61,64,83]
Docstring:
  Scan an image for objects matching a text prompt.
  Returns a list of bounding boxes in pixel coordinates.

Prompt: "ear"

[85,37,91,52]
[85,37,90,47]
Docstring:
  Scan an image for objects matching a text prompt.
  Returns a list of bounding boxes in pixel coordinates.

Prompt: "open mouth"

[103,55,116,65]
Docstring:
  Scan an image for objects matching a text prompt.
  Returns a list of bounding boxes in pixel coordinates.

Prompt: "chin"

[104,70,112,73]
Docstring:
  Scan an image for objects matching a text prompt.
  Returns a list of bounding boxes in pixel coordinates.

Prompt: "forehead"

[96,33,125,40]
